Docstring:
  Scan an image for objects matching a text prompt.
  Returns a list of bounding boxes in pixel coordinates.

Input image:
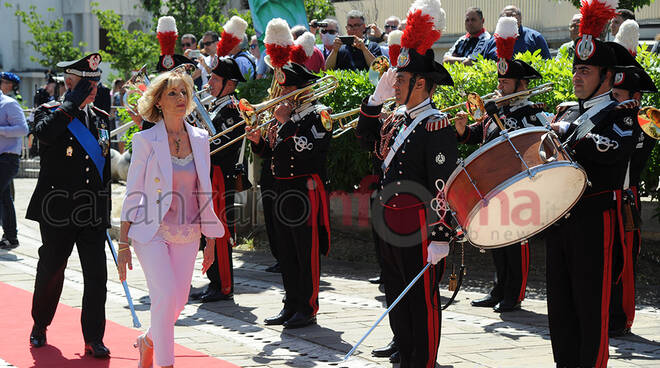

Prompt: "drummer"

[454,16,548,313]
[546,0,638,363]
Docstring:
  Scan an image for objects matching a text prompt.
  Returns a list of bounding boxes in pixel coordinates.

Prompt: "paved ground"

[1,178,659,367]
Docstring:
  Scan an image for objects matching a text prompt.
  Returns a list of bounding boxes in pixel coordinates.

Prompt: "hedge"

[119,50,659,219]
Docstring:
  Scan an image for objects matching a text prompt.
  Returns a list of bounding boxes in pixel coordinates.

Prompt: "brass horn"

[209,75,339,155]
[638,106,660,140]
[466,82,554,124]
[332,97,397,139]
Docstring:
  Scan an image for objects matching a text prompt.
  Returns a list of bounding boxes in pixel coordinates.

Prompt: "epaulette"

[40,100,61,109]
[425,114,450,131]
[615,99,640,110]
[91,105,110,117]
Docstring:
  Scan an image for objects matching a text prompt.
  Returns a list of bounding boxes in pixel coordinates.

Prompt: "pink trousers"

[133,234,199,366]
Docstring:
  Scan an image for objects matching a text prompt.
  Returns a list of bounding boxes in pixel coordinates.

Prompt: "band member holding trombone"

[27,53,112,357]
[454,16,548,313]
[547,1,638,366]
[193,56,247,303]
[356,1,457,365]
[191,16,249,303]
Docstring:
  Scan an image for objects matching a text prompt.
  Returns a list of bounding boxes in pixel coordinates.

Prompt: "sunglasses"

[320,29,337,35]
[182,43,193,47]
[384,25,397,29]
[202,41,216,47]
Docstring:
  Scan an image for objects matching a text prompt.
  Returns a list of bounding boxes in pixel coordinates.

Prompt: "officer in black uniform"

[455,52,547,313]
[27,53,112,358]
[192,56,246,303]
[247,62,331,329]
[546,31,637,367]
[357,45,458,366]
[609,64,658,337]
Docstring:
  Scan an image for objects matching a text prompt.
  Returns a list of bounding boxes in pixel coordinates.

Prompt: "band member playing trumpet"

[454,16,548,313]
[357,1,457,365]
[608,29,658,336]
[547,1,638,366]
[246,62,332,329]
[192,15,249,303]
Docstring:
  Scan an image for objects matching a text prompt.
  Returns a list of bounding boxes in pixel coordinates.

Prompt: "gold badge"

[320,109,332,131]
[66,146,73,156]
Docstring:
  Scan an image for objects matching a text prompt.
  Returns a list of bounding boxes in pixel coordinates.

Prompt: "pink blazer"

[120,120,225,243]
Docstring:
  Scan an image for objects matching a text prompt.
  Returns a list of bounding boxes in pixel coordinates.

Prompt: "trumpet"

[638,106,660,140]
[466,82,554,124]
[332,97,397,138]
[439,92,497,114]
[209,75,340,154]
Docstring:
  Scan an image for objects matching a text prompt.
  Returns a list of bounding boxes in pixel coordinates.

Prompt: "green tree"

[91,5,160,80]
[8,4,84,69]
[138,0,254,50]
[565,0,655,10]
[305,0,336,21]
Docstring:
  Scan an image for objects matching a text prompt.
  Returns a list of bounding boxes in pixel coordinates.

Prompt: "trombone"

[331,97,397,138]
[209,75,340,155]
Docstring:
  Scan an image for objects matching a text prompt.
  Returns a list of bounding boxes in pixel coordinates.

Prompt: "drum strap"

[382,109,437,171]
[564,99,617,148]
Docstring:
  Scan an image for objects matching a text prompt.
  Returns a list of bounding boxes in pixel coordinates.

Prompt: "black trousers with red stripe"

[206,165,235,295]
[546,199,615,368]
[272,178,323,316]
[609,187,641,333]
[378,237,445,368]
[490,240,529,303]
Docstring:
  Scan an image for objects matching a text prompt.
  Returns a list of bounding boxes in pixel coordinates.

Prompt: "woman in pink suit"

[116,69,224,368]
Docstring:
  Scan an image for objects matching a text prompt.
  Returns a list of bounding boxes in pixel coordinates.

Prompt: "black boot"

[283,312,316,329]
[264,309,295,325]
[371,339,397,357]
[84,341,110,358]
[471,295,501,307]
[29,325,47,348]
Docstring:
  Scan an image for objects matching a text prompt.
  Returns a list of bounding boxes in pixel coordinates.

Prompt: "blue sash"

[67,118,105,181]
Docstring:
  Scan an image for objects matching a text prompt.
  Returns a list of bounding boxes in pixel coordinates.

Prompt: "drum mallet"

[344,262,431,361]
[105,231,141,328]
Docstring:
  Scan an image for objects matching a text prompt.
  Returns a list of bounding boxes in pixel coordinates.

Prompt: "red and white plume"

[217,16,248,57]
[614,19,639,55]
[290,32,316,64]
[388,30,403,67]
[157,16,178,56]
[401,0,446,55]
[579,0,618,38]
[494,17,519,60]
[264,18,293,68]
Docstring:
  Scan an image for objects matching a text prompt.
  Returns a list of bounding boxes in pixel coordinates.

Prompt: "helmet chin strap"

[583,67,609,102]
[404,74,418,106]
[216,78,228,98]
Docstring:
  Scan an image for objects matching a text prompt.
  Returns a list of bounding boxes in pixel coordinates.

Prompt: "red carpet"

[0,282,240,368]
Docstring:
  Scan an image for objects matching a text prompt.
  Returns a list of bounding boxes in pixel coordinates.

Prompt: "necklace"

[167,128,184,155]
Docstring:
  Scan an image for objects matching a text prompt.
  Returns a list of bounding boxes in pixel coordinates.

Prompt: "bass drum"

[445,127,587,248]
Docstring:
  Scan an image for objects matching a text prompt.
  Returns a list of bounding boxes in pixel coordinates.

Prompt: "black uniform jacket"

[555,92,637,197]
[357,97,458,243]
[251,102,331,180]
[458,99,547,145]
[209,94,244,171]
[27,100,112,228]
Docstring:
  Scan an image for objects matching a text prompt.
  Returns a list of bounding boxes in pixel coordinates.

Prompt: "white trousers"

[133,234,198,366]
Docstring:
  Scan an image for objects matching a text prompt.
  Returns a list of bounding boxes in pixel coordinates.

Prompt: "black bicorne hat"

[397,48,453,86]
[497,59,542,80]
[613,68,658,93]
[156,54,196,73]
[57,53,103,81]
[278,62,319,87]
[211,56,246,82]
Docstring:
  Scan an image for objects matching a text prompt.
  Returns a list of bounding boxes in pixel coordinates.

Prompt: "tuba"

[638,106,660,140]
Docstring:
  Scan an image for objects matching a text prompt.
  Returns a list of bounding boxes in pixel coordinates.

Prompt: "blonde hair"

[137,70,195,122]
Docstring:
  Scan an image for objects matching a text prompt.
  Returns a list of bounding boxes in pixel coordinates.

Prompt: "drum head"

[464,162,587,248]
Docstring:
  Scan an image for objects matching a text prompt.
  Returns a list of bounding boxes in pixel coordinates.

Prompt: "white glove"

[369,68,396,106]
[427,241,450,265]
